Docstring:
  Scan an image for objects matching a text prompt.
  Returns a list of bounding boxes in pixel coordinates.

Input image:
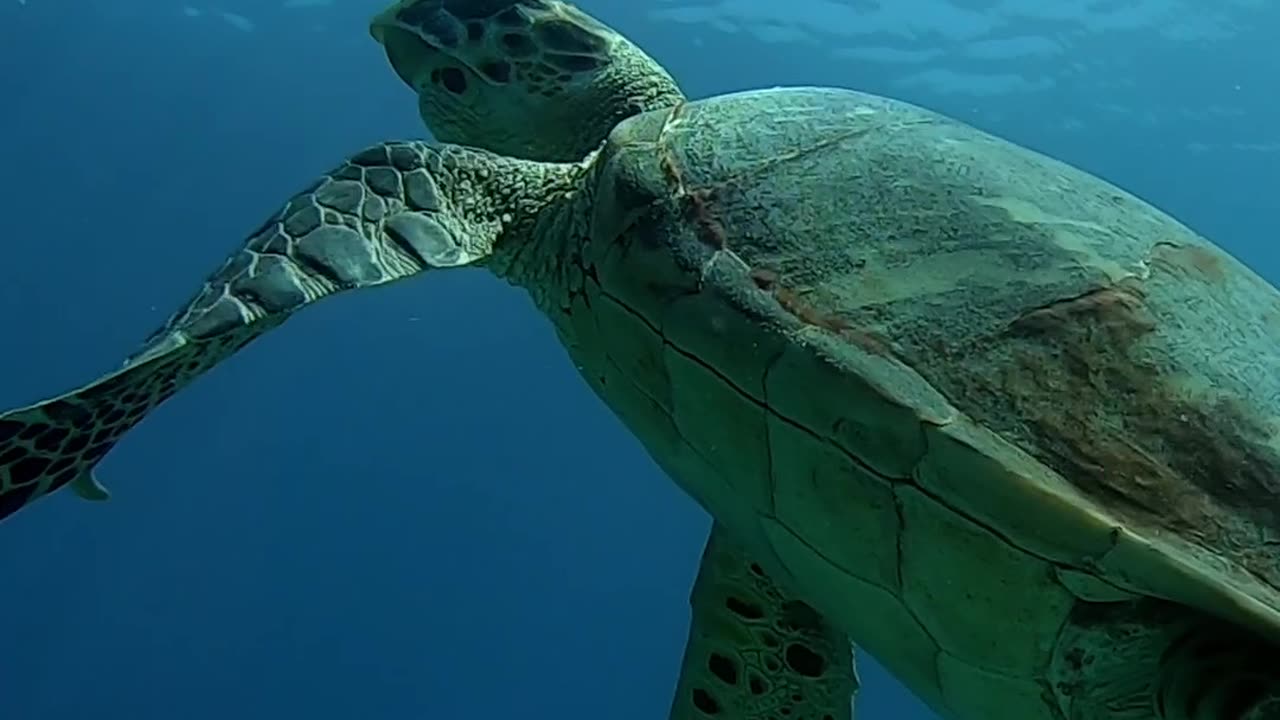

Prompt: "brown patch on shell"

[656,111,729,253]
[1009,285,1154,337]
[657,119,891,359]
[683,187,728,250]
[996,279,1280,585]
[1151,242,1226,284]
[750,268,892,356]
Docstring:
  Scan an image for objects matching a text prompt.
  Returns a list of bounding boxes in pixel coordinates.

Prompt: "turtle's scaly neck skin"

[482,152,595,314]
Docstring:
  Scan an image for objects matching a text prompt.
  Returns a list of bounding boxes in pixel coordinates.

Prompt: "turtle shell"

[562,85,1280,716]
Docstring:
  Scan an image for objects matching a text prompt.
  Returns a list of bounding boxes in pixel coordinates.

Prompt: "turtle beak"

[367,2,398,45]
[376,27,439,92]
[368,6,439,92]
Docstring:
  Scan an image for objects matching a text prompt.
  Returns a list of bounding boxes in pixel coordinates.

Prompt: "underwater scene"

[2,0,1277,718]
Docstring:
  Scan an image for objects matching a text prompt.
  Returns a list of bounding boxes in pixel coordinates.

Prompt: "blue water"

[1,1,1275,718]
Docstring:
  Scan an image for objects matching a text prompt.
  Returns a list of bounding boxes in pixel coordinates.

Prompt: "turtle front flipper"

[671,524,858,720]
[0,141,549,522]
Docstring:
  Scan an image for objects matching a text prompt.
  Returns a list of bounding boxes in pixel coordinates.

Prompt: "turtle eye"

[429,66,469,95]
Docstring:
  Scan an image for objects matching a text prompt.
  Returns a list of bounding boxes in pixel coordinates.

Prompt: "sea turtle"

[3,1,1280,718]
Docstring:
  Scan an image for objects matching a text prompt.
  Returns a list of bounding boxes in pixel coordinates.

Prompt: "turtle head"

[370,0,685,162]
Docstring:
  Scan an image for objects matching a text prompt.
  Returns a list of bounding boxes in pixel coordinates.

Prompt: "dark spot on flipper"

[0,481,40,520]
[466,21,485,41]
[44,398,92,425]
[51,456,79,479]
[545,52,600,73]
[98,408,128,428]
[784,643,827,678]
[708,653,738,685]
[47,455,75,476]
[434,66,468,94]
[748,672,767,695]
[64,432,90,454]
[19,422,47,441]
[84,442,113,463]
[499,31,536,56]
[10,455,51,485]
[533,18,605,55]
[34,426,69,453]
[0,419,22,443]
[692,688,719,715]
[479,60,511,83]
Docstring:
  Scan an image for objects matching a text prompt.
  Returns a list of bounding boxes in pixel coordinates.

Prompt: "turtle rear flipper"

[671,524,857,720]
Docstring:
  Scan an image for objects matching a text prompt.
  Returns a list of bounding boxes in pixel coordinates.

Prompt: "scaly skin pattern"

[0,141,577,519]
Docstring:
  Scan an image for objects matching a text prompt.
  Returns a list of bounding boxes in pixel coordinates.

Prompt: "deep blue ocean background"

[1,0,1275,718]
